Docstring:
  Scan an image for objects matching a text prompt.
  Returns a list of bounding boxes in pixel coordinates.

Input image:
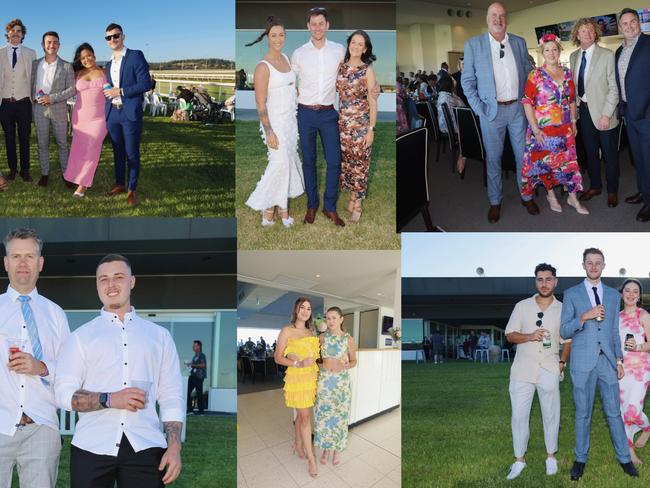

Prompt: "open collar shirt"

[0,285,70,435]
[36,57,58,94]
[55,307,184,456]
[489,33,519,102]
[110,46,127,106]
[291,38,345,106]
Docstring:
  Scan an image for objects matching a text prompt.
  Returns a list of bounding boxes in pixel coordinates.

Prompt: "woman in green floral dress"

[314,306,357,465]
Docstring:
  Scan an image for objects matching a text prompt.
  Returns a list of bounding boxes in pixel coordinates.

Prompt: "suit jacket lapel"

[482,33,495,86]
[119,49,128,88]
[626,35,645,78]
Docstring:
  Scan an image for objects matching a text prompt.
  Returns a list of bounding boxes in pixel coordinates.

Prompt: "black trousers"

[578,103,619,193]
[70,434,165,488]
[0,98,31,172]
[187,376,204,412]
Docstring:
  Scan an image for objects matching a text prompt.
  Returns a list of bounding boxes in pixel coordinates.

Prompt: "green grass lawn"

[236,120,399,250]
[0,117,234,217]
[403,360,649,487]
[8,414,236,487]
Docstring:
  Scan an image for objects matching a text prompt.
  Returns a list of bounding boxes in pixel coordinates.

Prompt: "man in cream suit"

[31,31,75,187]
[569,18,620,208]
[0,19,35,182]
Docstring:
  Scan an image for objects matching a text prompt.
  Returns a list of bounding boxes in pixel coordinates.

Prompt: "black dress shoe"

[488,204,501,223]
[37,175,48,187]
[626,192,643,204]
[7,169,16,180]
[570,461,585,481]
[637,205,650,222]
[620,462,639,477]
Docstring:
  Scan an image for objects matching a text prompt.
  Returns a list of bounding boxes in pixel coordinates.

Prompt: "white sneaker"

[506,461,526,480]
[546,457,558,475]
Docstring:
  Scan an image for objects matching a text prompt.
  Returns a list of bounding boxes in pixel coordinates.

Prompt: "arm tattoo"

[71,389,102,412]
[258,108,274,135]
[164,421,183,448]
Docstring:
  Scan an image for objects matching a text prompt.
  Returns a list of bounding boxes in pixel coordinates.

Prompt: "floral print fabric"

[314,332,351,451]
[337,63,371,200]
[520,66,583,196]
[618,308,650,446]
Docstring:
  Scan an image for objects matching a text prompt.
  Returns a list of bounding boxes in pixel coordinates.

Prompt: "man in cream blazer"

[569,18,620,207]
[0,19,36,182]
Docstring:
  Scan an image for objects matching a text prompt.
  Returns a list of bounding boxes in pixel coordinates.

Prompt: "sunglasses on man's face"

[536,311,544,327]
[105,33,122,42]
[499,43,505,59]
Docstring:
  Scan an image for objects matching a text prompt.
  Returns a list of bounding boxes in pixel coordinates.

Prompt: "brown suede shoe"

[37,175,48,187]
[7,169,16,181]
[127,191,138,206]
[488,204,501,223]
[322,210,345,227]
[579,188,602,201]
[521,199,540,215]
[107,184,126,197]
[20,171,32,182]
[607,193,618,208]
[303,208,317,224]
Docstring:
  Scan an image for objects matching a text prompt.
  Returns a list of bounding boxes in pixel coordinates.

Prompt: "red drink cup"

[7,338,26,358]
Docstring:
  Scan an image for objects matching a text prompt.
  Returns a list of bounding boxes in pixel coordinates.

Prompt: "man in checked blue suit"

[103,23,151,207]
[560,248,638,481]
[461,2,539,223]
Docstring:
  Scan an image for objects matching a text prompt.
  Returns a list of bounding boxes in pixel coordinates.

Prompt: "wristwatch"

[99,393,109,409]
[616,359,624,366]
[370,126,376,132]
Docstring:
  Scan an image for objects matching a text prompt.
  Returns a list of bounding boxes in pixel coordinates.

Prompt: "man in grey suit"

[462,2,538,223]
[560,248,638,480]
[569,18,620,208]
[31,31,75,187]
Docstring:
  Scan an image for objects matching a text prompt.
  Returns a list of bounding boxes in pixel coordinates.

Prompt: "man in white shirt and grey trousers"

[0,227,70,488]
[55,254,184,488]
[504,263,571,480]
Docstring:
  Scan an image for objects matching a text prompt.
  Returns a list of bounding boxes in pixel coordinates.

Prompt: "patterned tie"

[578,51,586,99]
[12,47,17,69]
[18,296,48,385]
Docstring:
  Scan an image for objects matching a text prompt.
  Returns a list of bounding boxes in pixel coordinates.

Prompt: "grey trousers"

[33,103,69,176]
[0,423,61,488]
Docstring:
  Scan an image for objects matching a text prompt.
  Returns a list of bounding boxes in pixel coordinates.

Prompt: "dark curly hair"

[72,43,95,72]
[344,30,376,64]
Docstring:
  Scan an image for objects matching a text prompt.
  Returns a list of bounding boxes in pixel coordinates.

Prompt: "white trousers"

[509,367,560,458]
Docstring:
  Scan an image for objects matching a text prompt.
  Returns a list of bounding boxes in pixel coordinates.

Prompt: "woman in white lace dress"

[245,17,304,227]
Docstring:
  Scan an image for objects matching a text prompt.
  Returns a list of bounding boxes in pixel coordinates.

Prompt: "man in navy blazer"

[461,2,538,224]
[560,248,637,480]
[103,23,151,207]
[614,8,650,221]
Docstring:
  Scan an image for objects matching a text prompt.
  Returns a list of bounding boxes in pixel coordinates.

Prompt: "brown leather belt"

[298,103,334,111]
[17,414,34,426]
[112,103,123,110]
[2,97,29,103]
[497,100,518,106]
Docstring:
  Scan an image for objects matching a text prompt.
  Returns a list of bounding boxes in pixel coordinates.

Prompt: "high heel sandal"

[567,193,589,215]
[307,454,318,478]
[350,200,363,224]
[347,196,356,214]
[261,208,275,227]
[73,185,86,198]
[278,208,294,228]
[320,449,329,465]
[546,190,562,212]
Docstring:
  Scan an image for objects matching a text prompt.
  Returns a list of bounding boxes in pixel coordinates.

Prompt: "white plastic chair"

[501,349,510,362]
[150,93,167,116]
[474,349,489,363]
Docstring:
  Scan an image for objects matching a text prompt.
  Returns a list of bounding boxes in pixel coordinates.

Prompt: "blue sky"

[402,233,650,278]
[6,1,234,62]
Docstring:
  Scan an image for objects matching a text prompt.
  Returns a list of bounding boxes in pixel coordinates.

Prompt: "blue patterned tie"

[578,51,586,99]
[18,296,47,385]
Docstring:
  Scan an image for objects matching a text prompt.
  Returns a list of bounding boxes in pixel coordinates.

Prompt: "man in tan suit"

[0,19,36,182]
[569,18,620,207]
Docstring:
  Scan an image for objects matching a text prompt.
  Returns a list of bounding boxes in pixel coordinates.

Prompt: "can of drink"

[103,83,112,91]
[36,89,45,99]
[542,331,551,349]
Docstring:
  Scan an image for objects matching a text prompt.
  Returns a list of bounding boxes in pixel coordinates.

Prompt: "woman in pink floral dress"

[618,279,650,465]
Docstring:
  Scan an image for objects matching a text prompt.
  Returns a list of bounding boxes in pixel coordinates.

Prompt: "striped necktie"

[18,296,48,385]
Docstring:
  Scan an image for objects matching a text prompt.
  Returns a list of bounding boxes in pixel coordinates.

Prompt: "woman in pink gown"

[63,43,108,197]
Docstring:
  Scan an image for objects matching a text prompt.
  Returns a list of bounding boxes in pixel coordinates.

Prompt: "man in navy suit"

[614,8,650,221]
[560,248,638,480]
[103,23,151,207]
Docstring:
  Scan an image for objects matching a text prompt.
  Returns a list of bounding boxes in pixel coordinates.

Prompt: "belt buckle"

[115,103,123,110]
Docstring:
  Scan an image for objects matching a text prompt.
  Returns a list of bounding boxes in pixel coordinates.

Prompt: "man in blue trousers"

[560,248,638,480]
[103,23,151,207]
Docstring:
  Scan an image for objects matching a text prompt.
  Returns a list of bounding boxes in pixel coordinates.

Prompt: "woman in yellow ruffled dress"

[274,297,320,477]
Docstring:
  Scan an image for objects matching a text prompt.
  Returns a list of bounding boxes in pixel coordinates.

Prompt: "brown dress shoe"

[37,175,49,187]
[607,193,618,208]
[322,210,345,227]
[303,208,317,224]
[127,191,138,206]
[7,169,16,180]
[579,188,602,201]
[488,204,501,223]
[521,199,540,215]
[107,184,126,197]
[20,171,32,182]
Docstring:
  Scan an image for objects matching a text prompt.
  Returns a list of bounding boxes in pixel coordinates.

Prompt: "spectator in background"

[437,61,450,82]
[436,75,467,175]
[431,329,444,364]
[478,331,491,350]
[187,340,207,415]
[452,57,468,106]
[422,335,431,361]
[469,330,478,358]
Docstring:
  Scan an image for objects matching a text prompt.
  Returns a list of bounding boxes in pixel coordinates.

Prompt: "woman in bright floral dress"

[521,34,587,215]
[618,279,650,465]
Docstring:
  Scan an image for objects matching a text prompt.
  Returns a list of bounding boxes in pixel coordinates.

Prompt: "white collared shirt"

[291,39,345,105]
[574,43,595,103]
[36,57,58,94]
[0,285,70,435]
[110,46,127,106]
[55,307,184,456]
[6,44,20,66]
[583,278,604,307]
[489,33,519,102]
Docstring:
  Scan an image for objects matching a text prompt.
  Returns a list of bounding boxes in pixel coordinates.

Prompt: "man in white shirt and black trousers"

[0,227,70,488]
[55,254,184,487]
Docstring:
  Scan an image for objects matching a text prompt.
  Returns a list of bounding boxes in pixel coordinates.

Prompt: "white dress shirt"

[583,278,604,308]
[55,307,184,456]
[489,33,519,102]
[0,285,70,435]
[6,44,20,65]
[574,43,595,103]
[110,46,127,106]
[35,57,58,94]
[291,39,345,105]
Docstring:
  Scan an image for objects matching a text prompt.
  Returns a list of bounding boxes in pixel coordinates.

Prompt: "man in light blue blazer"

[560,248,638,480]
[461,2,538,223]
